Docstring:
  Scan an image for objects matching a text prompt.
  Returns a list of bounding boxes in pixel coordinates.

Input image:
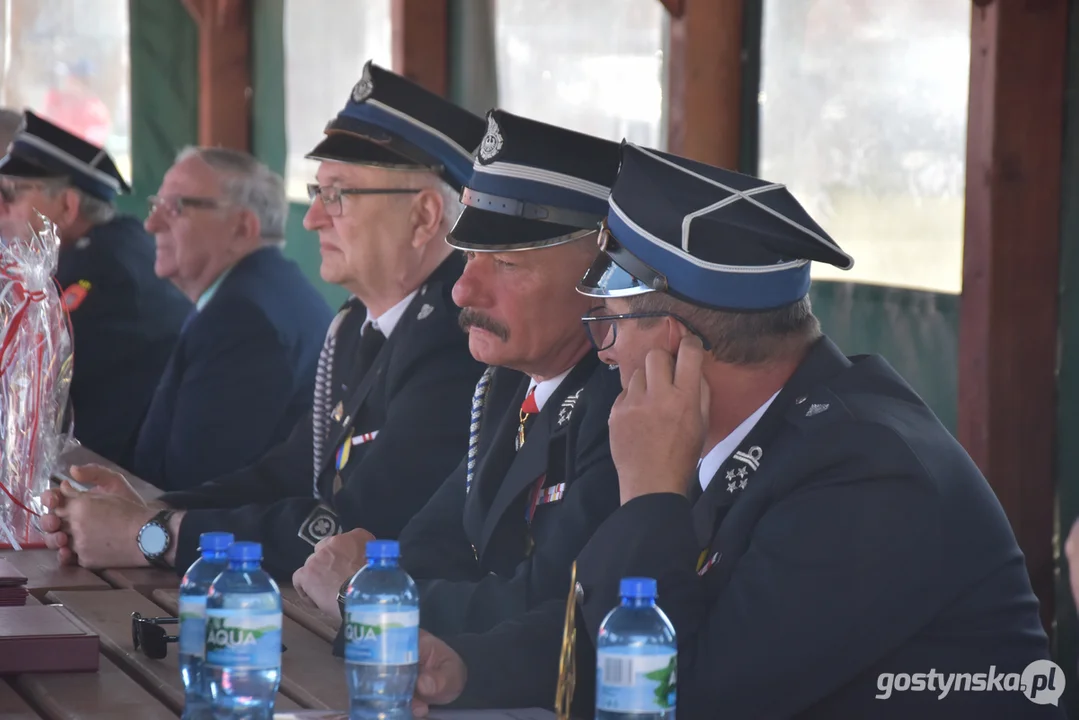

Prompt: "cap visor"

[0,154,66,179]
[305,132,429,170]
[577,251,654,298]
[448,205,589,251]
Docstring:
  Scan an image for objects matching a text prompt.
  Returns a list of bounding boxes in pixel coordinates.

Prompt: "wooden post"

[181,0,252,150]
[391,0,449,97]
[665,0,744,168]
[959,0,1067,630]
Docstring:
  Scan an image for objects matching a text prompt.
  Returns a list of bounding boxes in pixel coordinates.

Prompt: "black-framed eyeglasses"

[581,305,713,352]
[306,184,421,217]
[131,611,178,660]
[147,195,231,218]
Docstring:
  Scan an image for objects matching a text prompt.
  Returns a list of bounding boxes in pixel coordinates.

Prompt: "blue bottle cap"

[228,541,262,562]
[366,539,399,560]
[199,532,234,552]
[620,577,657,599]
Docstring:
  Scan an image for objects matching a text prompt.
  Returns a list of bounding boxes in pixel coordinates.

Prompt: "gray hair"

[176,146,288,244]
[628,292,821,365]
[388,169,463,232]
[39,177,116,226]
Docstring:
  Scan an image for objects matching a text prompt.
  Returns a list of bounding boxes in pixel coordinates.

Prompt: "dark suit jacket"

[132,246,331,491]
[444,337,1061,719]
[160,255,484,580]
[394,355,620,639]
[56,215,191,466]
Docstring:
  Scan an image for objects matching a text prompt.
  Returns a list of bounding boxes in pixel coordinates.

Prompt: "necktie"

[516,387,538,451]
[356,322,386,380]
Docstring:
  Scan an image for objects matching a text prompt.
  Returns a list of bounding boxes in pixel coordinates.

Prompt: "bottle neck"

[620,596,656,609]
[202,551,228,562]
[228,559,261,572]
[369,557,399,569]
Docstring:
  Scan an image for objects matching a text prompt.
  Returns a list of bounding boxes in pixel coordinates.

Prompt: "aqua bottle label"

[344,605,419,665]
[179,595,208,658]
[596,649,677,713]
[204,608,282,670]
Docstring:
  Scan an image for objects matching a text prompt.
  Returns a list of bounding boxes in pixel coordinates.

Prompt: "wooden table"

[0,547,344,718]
[1,448,555,719]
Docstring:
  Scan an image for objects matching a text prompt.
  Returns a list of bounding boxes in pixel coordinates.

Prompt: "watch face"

[138,523,168,556]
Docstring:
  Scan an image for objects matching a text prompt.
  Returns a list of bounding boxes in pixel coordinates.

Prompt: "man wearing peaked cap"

[293,110,624,663]
[0,110,191,466]
[38,63,485,582]
[411,144,1061,720]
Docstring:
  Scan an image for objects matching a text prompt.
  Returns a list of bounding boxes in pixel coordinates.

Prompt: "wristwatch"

[137,509,175,570]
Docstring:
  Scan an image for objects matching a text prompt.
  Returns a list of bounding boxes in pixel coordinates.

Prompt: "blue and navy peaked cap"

[0,111,130,202]
[447,110,620,251]
[306,61,485,191]
[578,143,854,311]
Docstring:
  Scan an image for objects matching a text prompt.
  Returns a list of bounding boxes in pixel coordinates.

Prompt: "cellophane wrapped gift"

[0,217,73,549]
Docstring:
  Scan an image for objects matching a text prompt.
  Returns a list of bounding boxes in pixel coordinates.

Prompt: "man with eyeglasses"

[412,145,1059,720]
[39,63,484,583]
[126,146,333,490]
[292,112,623,652]
[0,111,191,467]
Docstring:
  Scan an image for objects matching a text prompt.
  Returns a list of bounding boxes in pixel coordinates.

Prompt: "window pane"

[759,1,970,293]
[494,0,666,149]
[284,0,391,201]
[0,0,131,181]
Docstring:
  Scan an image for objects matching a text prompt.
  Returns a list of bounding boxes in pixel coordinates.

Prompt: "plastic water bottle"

[595,577,677,720]
[179,531,233,719]
[204,541,282,719]
[343,539,420,720]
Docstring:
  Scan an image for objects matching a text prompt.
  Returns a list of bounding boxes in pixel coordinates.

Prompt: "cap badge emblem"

[478,115,503,163]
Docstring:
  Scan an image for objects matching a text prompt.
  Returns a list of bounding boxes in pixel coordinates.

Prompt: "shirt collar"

[697,390,780,492]
[195,265,234,311]
[363,290,418,339]
[526,366,575,413]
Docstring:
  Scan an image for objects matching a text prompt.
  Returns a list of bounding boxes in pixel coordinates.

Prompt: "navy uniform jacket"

[444,337,1061,719]
[159,255,484,580]
[330,356,620,653]
[132,246,332,491]
[56,215,191,466]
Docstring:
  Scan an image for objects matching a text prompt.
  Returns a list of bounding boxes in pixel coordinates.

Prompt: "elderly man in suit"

[131,147,333,490]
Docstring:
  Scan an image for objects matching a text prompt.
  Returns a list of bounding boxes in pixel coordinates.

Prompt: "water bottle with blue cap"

[343,539,419,720]
[204,541,282,719]
[596,577,677,719]
[179,531,233,719]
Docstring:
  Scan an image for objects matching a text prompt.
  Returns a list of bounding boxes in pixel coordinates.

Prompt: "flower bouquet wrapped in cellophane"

[0,215,73,549]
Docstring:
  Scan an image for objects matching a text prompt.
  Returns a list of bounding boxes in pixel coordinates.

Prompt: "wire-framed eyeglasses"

[581,305,713,352]
[147,195,231,218]
[306,183,421,217]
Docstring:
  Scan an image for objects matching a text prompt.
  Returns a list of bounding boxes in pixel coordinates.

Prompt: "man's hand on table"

[411,629,467,717]
[38,465,178,569]
[292,528,376,617]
